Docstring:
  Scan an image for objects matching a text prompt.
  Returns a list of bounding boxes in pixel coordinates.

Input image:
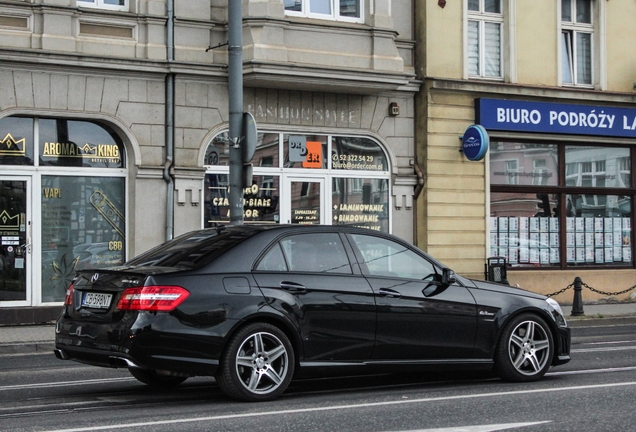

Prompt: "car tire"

[216,322,295,402]
[494,313,554,382]
[128,368,188,387]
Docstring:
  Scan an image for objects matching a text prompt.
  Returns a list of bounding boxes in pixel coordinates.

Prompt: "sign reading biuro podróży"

[476,98,636,138]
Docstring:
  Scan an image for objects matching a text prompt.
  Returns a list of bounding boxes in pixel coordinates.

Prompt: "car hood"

[463,276,546,300]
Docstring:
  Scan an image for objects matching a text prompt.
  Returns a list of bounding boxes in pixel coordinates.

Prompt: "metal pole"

[228,0,244,225]
[164,0,175,240]
[571,276,585,316]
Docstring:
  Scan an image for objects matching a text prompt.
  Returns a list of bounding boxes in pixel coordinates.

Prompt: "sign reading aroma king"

[42,142,121,165]
[477,98,636,138]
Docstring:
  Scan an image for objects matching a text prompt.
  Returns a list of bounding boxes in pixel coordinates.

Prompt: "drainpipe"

[164,0,175,240]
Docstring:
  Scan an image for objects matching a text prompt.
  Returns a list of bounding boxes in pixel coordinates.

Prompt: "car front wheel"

[217,322,295,402]
[494,313,554,382]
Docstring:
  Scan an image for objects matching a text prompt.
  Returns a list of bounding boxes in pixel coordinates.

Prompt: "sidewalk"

[1,302,636,356]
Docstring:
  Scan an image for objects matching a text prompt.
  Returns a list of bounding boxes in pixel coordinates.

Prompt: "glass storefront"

[490,140,634,269]
[0,115,126,305]
[204,131,391,232]
[41,176,125,302]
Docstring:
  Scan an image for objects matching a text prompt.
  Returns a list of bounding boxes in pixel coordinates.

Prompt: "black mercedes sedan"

[55,224,571,401]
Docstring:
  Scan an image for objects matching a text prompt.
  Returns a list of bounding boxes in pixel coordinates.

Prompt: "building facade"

[416,0,636,302]
[0,0,419,324]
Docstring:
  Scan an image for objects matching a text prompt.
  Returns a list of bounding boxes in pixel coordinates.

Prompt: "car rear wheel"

[217,322,294,402]
[494,313,553,382]
[129,368,188,387]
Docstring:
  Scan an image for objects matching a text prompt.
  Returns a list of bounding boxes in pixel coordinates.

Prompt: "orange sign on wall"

[302,141,322,168]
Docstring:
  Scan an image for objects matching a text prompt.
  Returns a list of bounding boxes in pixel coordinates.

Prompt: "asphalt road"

[1,318,636,432]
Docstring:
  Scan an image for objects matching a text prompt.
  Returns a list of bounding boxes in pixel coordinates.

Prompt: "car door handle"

[280,282,307,293]
[378,288,401,298]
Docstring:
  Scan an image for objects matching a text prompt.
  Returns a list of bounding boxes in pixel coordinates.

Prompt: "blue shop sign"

[461,124,489,161]
[476,98,636,138]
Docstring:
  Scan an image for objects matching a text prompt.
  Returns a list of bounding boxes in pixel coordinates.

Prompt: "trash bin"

[485,257,509,285]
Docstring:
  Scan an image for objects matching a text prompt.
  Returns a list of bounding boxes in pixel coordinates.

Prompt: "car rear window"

[126,227,255,269]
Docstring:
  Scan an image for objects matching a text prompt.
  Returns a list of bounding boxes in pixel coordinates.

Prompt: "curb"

[0,342,55,356]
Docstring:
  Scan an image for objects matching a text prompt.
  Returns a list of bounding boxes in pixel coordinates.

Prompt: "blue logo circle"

[462,125,489,161]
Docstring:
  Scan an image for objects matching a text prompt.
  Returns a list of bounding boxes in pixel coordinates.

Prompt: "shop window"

[205,133,280,168]
[331,136,388,172]
[565,146,629,188]
[0,117,34,166]
[467,0,503,79]
[39,119,124,168]
[283,134,327,169]
[204,131,390,232]
[561,0,593,86]
[284,0,362,23]
[204,174,280,225]
[77,0,128,11]
[490,140,633,269]
[332,177,389,232]
[41,176,126,302]
[490,142,558,186]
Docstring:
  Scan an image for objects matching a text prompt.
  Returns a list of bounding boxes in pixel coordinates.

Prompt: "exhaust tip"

[108,356,142,369]
[54,349,70,360]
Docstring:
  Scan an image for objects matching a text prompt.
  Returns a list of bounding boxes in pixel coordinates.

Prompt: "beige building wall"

[416,0,636,299]
[515,0,558,86]
[605,1,636,92]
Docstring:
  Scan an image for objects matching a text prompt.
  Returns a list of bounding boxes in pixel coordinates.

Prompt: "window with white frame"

[533,159,549,186]
[561,0,593,86]
[77,0,128,12]
[467,0,503,79]
[505,160,519,185]
[284,0,362,23]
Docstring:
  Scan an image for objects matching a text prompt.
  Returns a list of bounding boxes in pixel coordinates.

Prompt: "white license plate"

[81,292,113,309]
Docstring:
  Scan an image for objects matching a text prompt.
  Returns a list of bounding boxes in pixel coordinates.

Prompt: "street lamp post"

[228,0,244,225]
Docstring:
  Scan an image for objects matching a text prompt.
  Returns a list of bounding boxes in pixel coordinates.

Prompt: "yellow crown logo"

[0,133,26,156]
[0,210,19,229]
[78,143,97,155]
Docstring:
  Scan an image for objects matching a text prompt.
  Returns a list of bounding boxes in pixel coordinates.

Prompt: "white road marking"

[42,381,636,432]
[381,423,551,432]
[547,366,636,376]
[0,377,135,391]
[582,340,636,345]
[571,346,636,353]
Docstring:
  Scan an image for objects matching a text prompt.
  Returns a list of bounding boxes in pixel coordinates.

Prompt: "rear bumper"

[55,314,225,376]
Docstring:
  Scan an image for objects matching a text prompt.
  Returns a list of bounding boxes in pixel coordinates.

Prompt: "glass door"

[283,177,325,224]
[0,178,30,305]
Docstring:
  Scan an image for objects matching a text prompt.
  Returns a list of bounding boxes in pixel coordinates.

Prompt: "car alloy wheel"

[495,313,553,382]
[217,322,294,401]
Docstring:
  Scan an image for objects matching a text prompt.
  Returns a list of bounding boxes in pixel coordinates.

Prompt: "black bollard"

[571,276,584,316]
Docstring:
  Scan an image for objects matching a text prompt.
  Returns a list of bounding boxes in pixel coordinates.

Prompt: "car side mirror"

[442,268,456,286]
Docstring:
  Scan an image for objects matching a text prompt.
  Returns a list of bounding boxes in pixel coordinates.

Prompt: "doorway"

[283,177,325,225]
[0,178,31,305]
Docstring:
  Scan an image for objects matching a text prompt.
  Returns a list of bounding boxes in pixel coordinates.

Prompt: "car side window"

[275,233,352,274]
[257,244,288,271]
[350,234,437,280]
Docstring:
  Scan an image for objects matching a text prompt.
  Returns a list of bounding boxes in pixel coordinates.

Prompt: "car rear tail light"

[64,284,75,306]
[116,286,190,312]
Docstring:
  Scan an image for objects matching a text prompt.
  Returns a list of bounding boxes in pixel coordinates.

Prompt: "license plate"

[81,292,113,309]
